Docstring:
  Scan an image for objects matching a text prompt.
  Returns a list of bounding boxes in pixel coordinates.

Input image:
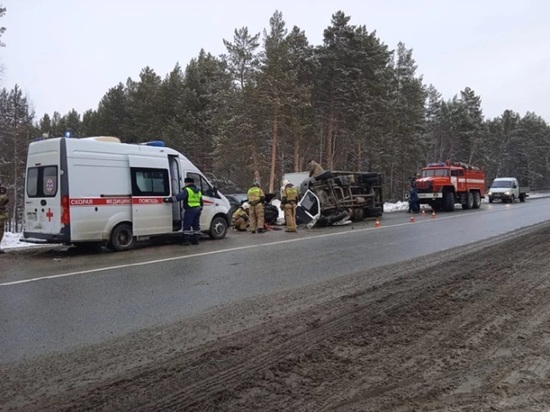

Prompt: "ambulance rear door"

[128,155,172,236]
[24,138,65,240]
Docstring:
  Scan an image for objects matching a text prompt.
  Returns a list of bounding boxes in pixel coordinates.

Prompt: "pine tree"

[181,51,232,172]
[0,85,34,231]
[222,27,260,89]
[81,109,100,136]
[385,43,427,200]
[96,83,130,138]
[258,10,290,192]
[64,109,81,137]
[125,67,163,142]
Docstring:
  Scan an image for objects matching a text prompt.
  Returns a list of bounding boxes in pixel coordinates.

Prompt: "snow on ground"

[2,194,547,251]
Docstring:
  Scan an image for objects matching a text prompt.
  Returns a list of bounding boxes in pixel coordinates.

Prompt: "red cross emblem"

[46,208,54,222]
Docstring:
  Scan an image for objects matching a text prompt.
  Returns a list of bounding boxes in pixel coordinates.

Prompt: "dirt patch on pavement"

[2,224,550,411]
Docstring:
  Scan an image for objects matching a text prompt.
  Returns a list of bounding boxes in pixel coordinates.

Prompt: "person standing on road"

[163,177,203,245]
[281,182,299,232]
[0,185,8,254]
[280,179,290,200]
[408,182,420,214]
[232,202,250,231]
[247,180,265,233]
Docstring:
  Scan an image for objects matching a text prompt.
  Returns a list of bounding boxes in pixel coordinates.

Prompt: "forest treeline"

[1,10,550,230]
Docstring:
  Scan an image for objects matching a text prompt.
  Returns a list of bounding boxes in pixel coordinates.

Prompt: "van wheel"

[108,223,135,251]
[209,216,228,240]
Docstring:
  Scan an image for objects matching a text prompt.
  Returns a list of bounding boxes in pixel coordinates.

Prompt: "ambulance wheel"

[108,223,135,251]
[209,216,228,240]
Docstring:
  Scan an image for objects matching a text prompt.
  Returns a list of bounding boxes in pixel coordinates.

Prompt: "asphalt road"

[2,198,550,364]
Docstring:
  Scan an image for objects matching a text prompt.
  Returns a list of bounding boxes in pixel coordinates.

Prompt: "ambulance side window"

[131,168,170,196]
[27,166,58,198]
[186,173,218,198]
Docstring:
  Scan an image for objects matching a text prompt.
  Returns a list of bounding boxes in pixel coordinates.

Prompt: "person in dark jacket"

[163,177,203,245]
[408,182,420,214]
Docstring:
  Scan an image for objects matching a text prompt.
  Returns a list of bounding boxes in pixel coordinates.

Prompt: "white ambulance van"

[23,136,230,251]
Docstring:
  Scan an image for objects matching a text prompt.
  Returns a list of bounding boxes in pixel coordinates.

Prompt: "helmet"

[282,179,290,186]
[242,202,250,210]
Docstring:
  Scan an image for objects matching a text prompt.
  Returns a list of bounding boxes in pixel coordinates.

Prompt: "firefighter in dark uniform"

[163,177,203,245]
[0,185,8,254]
[281,182,299,232]
[247,180,265,233]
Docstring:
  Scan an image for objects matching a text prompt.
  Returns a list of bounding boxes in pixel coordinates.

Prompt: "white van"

[23,136,230,251]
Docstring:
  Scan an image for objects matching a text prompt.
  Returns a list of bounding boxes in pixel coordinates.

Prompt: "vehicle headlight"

[488,191,492,196]
[505,191,511,195]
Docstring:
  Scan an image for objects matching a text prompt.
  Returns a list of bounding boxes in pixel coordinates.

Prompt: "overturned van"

[285,170,384,228]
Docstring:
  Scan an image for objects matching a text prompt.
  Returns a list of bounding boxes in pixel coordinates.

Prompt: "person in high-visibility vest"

[232,202,250,231]
[0,185,8,254]
[247,180,265,233]
[163,177,203,245]
[281,182,299,232]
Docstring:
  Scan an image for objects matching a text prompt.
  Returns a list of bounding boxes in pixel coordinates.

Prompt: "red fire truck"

[415,161,486,212]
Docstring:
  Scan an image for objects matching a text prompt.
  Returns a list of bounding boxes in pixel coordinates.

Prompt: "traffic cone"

[421,209,426,217]
[410,215,415,222]
[375,218,381,228]
[431,210,436,218]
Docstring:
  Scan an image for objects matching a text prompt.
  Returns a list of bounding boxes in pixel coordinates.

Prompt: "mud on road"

[2,223,550,411]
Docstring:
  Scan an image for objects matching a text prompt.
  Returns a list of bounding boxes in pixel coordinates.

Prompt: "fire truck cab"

[415,161,486,212]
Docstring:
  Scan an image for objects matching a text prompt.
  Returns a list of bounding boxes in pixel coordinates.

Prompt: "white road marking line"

[0,212,473,287]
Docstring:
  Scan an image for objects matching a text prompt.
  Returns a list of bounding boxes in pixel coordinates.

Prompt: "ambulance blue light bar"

[141,141,165,147]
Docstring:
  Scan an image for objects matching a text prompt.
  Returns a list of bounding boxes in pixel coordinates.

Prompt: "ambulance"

[22,136,231,251]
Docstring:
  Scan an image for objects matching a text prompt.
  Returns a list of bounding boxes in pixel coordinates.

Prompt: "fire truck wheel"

[473,191,482,208]
[443,191,455,211]
[462,192,474,210]
[209,215,228,240]
[108,223,135,251]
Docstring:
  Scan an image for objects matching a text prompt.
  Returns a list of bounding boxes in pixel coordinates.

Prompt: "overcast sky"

[1,0,549,122]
